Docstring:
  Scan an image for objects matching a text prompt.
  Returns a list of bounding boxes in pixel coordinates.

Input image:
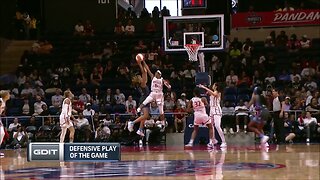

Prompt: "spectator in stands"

[304,76,317,92]
[39,104,50,116]
[33,85,45,99]
[161,6,170,16]
[20,82,34,98]
[92,88,102,112]
[125,95,136,114]
[229,45,241,62]
[117,63,130,80]
[140,8,150,18]
[76,68,88,87]
[102,89,115,113]
[283,112,296,143]
[90,67,102,87]
[79,88,91,104]
[174,104,186,133]
[33,95,47,115]
[231,37,242,50]
[301,63,316,79]
[226,70,238,87]
[264,71,276,86]
[46,75,62,94]
[73,96,85,114]
[152,6,160,18]
[276,31,288,47]
[305,98,320,114]
[125,7,137,19]
[252,70,264,88]
[51,89,63,109]
[95,120,110,142]
[283,1,294,11]
[75,112,91,142]
[149,101,160,120]
[237,71,251,87]
[29,69,43,87]
[125,20,135,36]
[74,21,84,36]
[104,60,115,78]
[164,95,175,113]
[8,118,21,132]
[291,96,304,111]
[145,20,156,33]
[114,89,126,106]
[166,88,177,103]
[134,40,148,52]
[22,98,31,116]
[302,111,318,143]
[281,97,292,113]
[84,20,94,36]
[11,125,28,148]
[17,72,26,87]
[300,35,311,49]
[56,63,71,79]
[83,103,95,117]
[177,93,189,110]
[264,36,275,47]
[290,75,302,90]
[287,34,301,53]
[235,100,249,133]
[114,21,125,35]
[278,69,291,84]
[222,101,235,134]
[181,65,196,82]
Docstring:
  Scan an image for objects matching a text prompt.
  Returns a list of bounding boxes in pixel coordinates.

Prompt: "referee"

[272,88,285,144]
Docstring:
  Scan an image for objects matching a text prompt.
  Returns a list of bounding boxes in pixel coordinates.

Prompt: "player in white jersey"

[199,83,227,147]
[59,90,75,143]
[185,88,214,147]
[0,90,10,157]
[131,63,171,135]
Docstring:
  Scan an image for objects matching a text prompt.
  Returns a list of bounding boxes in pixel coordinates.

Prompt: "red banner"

[232,10,320,28]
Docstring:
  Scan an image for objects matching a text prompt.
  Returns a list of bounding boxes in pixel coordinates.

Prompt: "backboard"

[163,14,224,52]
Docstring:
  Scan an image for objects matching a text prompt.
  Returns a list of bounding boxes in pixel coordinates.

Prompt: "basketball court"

[1,144,319,179]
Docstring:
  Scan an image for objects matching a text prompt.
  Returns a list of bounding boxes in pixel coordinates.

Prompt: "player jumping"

[127,57,151,137]
[185,88,214,147]
[60,90,75,143]
[198,83,227,147]
[247,87,270,147]
[0,90,10,157]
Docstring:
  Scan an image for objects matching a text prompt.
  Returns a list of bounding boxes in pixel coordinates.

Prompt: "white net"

[184,44,200,62]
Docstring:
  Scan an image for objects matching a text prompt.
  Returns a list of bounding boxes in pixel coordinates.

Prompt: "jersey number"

[194,101,201,108]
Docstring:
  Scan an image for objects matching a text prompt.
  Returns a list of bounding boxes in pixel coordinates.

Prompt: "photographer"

[11,125,28,148]
[95,120,110,142]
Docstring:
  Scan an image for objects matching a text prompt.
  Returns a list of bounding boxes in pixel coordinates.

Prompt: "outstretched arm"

[138,61,147,86]
[142,61,154,79]
[163,79,171,89]
[198,84,218,97]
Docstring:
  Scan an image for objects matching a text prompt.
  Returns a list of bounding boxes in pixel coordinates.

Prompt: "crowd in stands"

[1,4,320,147]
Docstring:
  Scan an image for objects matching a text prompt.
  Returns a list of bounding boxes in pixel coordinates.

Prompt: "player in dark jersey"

[247,87,270,147]
[128,57,151,137]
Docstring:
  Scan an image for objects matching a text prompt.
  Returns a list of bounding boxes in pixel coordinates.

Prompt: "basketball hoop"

[184,44,201,62]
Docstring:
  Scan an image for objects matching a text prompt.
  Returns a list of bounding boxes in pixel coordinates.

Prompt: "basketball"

[135,53,144,62]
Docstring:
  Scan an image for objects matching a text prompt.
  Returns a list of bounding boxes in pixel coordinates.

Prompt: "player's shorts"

[148,92,164,106]
[250,108,270,124]
[194,112,211,126]
[60,116,73,129]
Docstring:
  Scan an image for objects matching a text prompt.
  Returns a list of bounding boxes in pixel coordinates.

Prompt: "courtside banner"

[232,9,320,28]
[28,143,121,162]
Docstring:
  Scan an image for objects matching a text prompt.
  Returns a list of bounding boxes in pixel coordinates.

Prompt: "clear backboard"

[163,14,224,52]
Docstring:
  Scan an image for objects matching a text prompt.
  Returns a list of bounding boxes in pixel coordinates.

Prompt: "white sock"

[236,125,240,131]
[244,125,247,129]
[189,139,194,144]
[209,139,213,144]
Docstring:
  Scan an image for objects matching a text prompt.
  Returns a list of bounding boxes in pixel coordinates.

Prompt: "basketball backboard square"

[183,32,204,48]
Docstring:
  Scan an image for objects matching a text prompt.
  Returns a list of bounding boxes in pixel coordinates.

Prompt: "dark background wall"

[0,0,16,38]
[43,0,116,33]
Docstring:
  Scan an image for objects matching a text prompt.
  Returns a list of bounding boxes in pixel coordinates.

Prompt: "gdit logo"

[33,149,58,156]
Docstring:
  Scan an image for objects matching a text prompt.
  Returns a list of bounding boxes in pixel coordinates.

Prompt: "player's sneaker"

[260,136,269,144]
[220,142,227,148]
[127,121,134,132]
[136,129,145,137]
[265,142,269,147]
[0,152,4,156]
[137,107,141,113]
[229,128,235,134]
[207,143,214,148]
[185,143,193,147]
[139,140,143,147]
